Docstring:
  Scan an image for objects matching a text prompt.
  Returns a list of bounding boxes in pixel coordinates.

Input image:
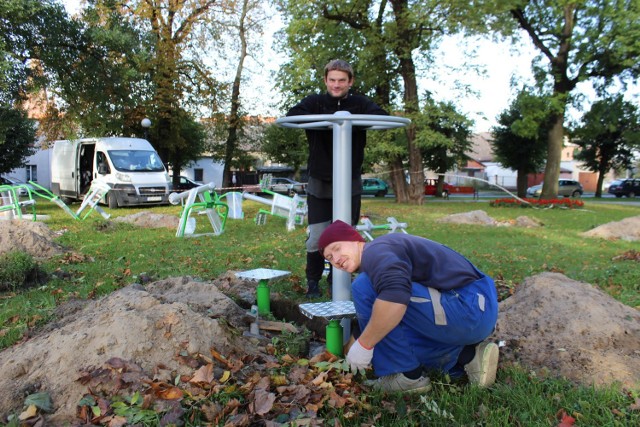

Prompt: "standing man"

[318,220,500,392]
[287,59,388,298]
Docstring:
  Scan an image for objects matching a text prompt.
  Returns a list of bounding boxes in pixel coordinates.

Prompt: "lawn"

[1,196,638,425]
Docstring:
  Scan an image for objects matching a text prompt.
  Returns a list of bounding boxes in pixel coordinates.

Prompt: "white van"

[51,137,171,208]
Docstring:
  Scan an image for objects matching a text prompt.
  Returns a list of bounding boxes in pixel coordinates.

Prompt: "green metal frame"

[176,189,229,237]
[0,184,36,220]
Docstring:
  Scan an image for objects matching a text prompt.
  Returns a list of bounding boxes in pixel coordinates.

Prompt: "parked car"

[526,179,583,198]
[608,178,640,198]
[0,176,35,196]
[424,179,475,197]
[267,177,306,196]
[362,178,389,197]
[171,176,202,193]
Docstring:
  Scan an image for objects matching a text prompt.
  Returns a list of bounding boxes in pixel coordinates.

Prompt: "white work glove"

[346,339,374,373]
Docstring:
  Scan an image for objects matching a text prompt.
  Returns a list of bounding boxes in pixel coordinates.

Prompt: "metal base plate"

[299,301,357,320]
[235,268,291,282]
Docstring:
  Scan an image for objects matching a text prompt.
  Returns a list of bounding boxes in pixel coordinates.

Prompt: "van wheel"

[61,197,73,205]
[375,190,386,197]
[441,190,449,199]
[107,193,118,209]
[628,191,636,198]
[571,191,582,198]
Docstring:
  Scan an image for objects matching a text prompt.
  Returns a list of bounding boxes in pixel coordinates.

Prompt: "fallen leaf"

[252,388,276,416]
[311,371,329,386]
[19,405,38,420]
[219,370,231,383]
[556,409,575,426]
[190,364,214,384]
[107,415,128,427]
[157,386,183,400]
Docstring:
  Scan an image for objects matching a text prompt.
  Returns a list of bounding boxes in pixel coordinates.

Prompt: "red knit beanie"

[318,220,365,255]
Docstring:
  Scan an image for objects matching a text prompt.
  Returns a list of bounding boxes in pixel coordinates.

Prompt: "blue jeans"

[352,272,498,377]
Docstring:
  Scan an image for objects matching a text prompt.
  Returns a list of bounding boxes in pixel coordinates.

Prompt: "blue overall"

[351,270,498,378]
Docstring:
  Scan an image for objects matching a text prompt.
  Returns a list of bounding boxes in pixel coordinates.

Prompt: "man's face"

[324,70,353,99]
[323,241,362,274]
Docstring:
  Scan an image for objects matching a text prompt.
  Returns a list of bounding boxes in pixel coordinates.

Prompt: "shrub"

[490,197,584,209]
[0,251,38,292]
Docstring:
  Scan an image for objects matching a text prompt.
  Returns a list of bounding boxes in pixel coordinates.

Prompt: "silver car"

[526,179,583,198]
[267,177,306,196]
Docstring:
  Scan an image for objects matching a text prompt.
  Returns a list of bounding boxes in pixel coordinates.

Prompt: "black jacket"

[287,92,387,181]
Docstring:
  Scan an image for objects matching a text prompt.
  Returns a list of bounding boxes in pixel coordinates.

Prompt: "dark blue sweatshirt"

[360,233,482,305]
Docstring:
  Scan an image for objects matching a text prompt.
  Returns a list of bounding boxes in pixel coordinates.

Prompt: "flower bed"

[490,197,584,209]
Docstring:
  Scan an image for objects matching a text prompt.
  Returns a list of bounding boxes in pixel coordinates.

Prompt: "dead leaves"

[612,249,640,262]
[70,347,374,426]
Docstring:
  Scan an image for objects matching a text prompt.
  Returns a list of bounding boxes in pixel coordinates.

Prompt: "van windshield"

[108,150,165,172]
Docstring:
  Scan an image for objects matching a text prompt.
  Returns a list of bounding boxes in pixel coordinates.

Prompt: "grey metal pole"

[332,111,353,302]
[276,113,410,348]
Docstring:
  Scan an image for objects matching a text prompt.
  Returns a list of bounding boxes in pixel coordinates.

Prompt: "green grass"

[1,197,639,425]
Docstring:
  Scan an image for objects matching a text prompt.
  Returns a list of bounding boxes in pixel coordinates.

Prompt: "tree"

[276,0,461,204]
[486,0,640,199]
[417,99,474,197]
[491,90,550,198]
[572,95,640,197]
[0,107,36,174]
[221,0,267,188]
[261,124,307,178]
[0,0,79,107]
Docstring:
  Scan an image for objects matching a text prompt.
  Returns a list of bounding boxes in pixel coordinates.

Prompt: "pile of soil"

[436,209,543,227]
[113,212,181,229]
[0,220,65,258]
[492,272,640,389]
[581,215,640,241]
[0,277,262,423]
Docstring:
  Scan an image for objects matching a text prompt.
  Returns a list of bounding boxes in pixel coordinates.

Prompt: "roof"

[467,132,495,162]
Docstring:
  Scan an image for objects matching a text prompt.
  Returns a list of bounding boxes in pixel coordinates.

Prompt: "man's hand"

[346,339,373,372]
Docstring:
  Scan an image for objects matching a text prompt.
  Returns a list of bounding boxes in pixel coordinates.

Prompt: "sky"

[62,0,638,133]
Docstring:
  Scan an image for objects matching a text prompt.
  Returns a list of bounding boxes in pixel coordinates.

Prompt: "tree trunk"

[223,0,250,189]
[389,156,408,202]
[516,168,528,198]
[540,113,564,199]
[390,0,423,206]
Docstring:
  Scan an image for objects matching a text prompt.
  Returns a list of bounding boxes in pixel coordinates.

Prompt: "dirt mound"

[0,277,262,423]
[0,220,65,258]
[113,211,180,229]
[581,215,640,241]
[493,272,640,389]
[437,210,542,227]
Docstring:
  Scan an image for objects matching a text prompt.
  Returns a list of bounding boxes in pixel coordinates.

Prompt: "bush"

[0,251,38,292]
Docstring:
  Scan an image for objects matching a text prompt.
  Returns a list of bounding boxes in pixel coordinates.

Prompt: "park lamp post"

[141,117,151,140]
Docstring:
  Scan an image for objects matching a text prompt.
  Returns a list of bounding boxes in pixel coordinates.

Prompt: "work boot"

[371,372,431,393]
[464,341,499,387]
[305,280,320,298]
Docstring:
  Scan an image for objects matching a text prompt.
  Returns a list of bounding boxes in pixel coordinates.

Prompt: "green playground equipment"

[0,180,111,221]
[30,180,111,220]
[169,183,229,238]
[0,184,36,220]
[27,181,78,219]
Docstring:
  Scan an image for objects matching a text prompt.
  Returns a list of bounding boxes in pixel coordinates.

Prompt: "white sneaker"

[372,372,432,393]
[464,341,499,387]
